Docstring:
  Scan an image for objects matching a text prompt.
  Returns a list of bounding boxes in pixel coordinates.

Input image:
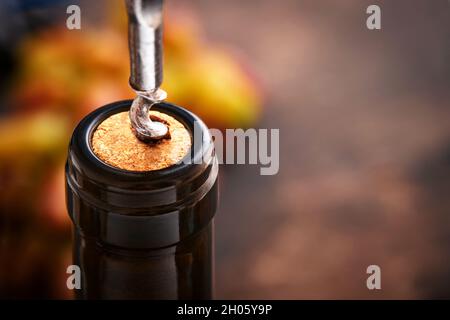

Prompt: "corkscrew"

[125,0,168,141]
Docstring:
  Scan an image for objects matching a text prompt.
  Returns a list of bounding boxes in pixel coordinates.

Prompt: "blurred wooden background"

[192,0,450,298]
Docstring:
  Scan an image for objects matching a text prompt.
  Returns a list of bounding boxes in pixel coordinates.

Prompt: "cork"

[91,111,191,171]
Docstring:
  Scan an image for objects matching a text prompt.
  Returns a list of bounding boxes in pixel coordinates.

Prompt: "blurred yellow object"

[164,48,262,128]
[0,112,69,222]
[13,28,133,122]
[0,112,68,158]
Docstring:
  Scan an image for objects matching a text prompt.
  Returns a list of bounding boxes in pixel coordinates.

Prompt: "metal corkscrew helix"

[125,0,168,141]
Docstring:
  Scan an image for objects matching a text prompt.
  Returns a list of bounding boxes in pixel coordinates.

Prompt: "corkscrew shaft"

[125,0,163,92]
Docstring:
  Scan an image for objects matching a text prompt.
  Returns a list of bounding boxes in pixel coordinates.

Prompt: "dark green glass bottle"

[65,100,218,299]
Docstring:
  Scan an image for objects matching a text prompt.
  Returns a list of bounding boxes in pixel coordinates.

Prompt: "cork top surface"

[91,111,191,171]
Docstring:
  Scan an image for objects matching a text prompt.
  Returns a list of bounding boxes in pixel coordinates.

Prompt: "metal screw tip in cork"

[129,88,170,142]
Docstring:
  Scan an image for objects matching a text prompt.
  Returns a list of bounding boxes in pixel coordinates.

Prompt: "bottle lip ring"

[74,99,210,181]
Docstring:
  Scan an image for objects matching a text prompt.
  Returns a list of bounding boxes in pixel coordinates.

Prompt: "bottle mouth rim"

[79,99,208,179]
